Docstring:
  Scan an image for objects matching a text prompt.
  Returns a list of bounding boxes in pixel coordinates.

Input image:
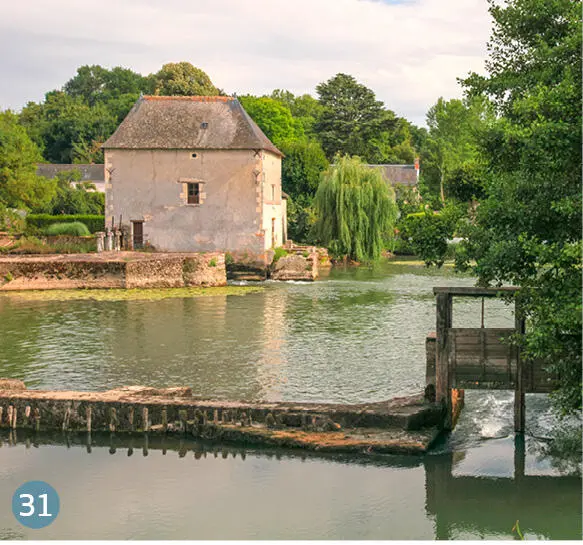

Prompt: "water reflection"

[0,261,496,403]
[0,430,580,540]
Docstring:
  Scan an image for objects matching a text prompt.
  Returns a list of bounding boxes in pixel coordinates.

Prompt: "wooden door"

[132,221,143,249]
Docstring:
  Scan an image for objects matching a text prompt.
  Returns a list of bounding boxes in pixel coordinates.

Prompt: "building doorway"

[132,221,144,249]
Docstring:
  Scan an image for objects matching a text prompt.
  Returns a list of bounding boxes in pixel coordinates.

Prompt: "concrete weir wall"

[0,380,444,455]
[0,252,226,290]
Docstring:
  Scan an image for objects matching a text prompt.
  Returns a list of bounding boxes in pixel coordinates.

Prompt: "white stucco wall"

[105,148,285,259]
[261,151,285,250]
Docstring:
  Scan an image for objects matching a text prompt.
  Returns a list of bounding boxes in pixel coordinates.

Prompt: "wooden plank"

[433,286,519,297]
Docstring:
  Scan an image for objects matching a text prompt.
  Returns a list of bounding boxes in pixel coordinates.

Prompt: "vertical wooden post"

[436,293,453,429]
[514,300,526,433]
[514,433,525,480]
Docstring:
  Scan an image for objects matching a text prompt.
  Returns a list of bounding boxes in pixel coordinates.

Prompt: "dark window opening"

[187,182,201,204]
[191,153,197,158]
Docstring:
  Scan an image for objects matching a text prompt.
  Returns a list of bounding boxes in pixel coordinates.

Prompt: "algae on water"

[0,285,263,302]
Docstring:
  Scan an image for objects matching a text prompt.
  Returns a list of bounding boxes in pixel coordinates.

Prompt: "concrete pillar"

[114,230,121,252]
[95,232,105,253]
[105,230,113,252]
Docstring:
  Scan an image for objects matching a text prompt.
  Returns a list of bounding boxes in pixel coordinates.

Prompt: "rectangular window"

[271,184,276,201]
[187,182,200,204]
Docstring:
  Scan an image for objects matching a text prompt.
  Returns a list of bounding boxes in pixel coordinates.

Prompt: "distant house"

[365,159,420,187]
[36,164,105,193]
[102,95,286,261]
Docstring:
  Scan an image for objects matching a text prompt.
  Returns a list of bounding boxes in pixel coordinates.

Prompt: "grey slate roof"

[102,96,283,156]
[365,164,419,186]
[36,164,105,193]
[36,163,104,182]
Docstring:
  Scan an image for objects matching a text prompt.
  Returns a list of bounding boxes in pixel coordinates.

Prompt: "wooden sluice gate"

[426,287,557,431]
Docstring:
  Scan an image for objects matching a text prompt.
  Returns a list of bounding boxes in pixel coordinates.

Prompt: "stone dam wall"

[0,252,226,290]
[0,380,444,455]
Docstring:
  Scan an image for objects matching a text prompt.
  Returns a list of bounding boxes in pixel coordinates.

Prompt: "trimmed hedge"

[27,214,105,234]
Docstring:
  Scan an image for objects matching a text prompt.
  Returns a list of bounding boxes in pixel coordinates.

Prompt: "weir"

[0,382,443,455]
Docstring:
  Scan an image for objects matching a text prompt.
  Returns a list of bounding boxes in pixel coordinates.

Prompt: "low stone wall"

[0,380,444,455]
[0,252,226,290]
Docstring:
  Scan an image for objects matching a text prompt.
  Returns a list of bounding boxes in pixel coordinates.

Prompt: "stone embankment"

[0,252,226,290]
[0,380,444,455]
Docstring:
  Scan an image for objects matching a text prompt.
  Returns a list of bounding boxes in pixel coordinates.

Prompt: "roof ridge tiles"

[143,95,234,102]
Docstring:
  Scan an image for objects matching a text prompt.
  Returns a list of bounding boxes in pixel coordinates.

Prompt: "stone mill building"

[102,96,286,263]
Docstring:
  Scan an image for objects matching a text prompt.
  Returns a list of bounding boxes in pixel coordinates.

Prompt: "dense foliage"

[315,74,416,164]
[457,0,582,414]
[0,111,56,210]
[279,140,329,241]
[26,214,105,234]
[38,169,105,215]
[238,96,304,145]
[313,156,398,262]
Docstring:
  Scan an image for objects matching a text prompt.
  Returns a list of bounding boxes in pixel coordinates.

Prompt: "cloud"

[0,0,491,125]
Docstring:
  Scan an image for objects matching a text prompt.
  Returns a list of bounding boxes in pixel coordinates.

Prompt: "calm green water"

[0,260,580,539]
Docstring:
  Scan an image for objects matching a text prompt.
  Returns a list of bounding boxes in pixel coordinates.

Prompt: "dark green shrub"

[45,222,90,236]
[400,211,450,267]
[27,214,105,233]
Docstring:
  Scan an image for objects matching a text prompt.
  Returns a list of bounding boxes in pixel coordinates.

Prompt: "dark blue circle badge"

[12,481,60,529]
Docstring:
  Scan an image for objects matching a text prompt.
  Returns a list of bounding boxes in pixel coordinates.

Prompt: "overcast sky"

[0,0,492,126]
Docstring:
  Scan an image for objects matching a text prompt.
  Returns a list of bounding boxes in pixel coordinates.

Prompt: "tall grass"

[45,222,90,236]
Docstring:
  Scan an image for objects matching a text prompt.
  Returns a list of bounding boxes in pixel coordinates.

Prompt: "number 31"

[19,494,53,517]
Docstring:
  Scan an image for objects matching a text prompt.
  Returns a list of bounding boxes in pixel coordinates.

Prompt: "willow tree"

[313,155,398,262]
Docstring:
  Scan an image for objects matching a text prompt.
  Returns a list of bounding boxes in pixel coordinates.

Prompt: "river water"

[0,260,580,539]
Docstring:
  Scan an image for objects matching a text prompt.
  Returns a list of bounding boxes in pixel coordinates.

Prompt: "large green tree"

[151,62,219,96]
[313,155,398,262]
[421,97,486,204]
[280,139,329,242]
[458,0,582,414]
[238,95,304,146]
[63,65,151,106]
[0,111,56,210]
[270,90,324,137]
[315,74,395,161]
[20,91,117,163]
